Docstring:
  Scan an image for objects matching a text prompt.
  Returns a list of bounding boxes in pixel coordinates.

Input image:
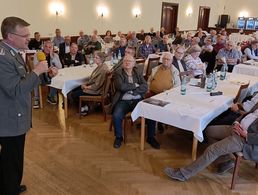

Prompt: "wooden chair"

[79,72,112,121]
[145,57,160,80]
[233,82,250,103]
[231,152,258,190]
[135,59,145,75]
[109,112,133,143]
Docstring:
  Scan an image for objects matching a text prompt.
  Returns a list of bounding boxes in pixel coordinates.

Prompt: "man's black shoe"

[113,137,123,149]
[147,137,160,149]
[19,185,27,193]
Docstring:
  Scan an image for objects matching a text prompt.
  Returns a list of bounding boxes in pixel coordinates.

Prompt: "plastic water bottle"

[206,74,213,92]
[220,64,227,80]
[212,71,217,90]
[181,76,187,95]
[117,50,122,60]
[89,54,93,66]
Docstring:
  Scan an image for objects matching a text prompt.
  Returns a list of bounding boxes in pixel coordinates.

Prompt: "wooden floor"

[22,98,258,195]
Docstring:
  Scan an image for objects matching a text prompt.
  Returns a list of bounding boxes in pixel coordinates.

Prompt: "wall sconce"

[97,6,108,18]
[132,8,141,18]
[186,7,193,16]
[49,1,64,16]
[239,11,248,17]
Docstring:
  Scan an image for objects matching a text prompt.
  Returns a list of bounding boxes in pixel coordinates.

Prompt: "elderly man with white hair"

[216,40,241,72]
[145,52,181,148]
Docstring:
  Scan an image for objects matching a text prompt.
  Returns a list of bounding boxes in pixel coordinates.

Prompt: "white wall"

[0,0,225,38]
[223,0,258,27]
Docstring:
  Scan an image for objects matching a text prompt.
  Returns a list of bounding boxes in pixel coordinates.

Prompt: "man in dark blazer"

[164,103,258,181]
[0,17,49,194]
[64,43,85,66]
[59,35,71,67]
[172,45,187,73]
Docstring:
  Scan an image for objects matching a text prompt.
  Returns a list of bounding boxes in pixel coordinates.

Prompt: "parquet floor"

[22,98,258,195]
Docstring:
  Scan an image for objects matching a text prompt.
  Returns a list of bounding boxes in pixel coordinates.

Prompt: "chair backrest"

[101,72,113,105]
[146,57,160,79]
[234,82,250,103]
[135,59,145,75]
[26,55,34,73]
[179,70,194,82]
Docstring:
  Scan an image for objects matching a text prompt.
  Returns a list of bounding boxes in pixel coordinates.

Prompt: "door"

[161,3,178,34]
[197,6,210,30]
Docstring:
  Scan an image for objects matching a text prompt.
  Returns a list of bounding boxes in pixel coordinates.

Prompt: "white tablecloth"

[49,64,112,97]
[233,63,258,77]
[131,73,258,142]
[229,34,251,44]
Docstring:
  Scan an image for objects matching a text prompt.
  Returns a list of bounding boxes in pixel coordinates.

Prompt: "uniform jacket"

[0,41,39,136]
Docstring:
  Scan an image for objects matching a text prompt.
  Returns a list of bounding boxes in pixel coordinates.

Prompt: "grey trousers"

[180,125,245,179]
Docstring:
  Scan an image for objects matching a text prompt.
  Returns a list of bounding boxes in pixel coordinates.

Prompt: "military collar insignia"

[10,49,16,56]
[0,48,5,55]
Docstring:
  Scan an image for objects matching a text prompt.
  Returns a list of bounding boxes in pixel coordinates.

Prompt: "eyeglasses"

[10,32,30,38]
[176,51,184,55]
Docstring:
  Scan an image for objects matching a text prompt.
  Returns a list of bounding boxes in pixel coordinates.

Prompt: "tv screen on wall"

[237,17,246,29]
[246,18,255,29]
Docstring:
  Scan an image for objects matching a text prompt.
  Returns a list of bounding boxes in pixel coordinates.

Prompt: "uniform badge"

[10,49,15,56]
[0,48,5,55]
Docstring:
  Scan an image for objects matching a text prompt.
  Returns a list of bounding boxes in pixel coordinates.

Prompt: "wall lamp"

[186,7,193,16]
[49,1,64,16]
[97,6,108,18]
[132,8,141,18]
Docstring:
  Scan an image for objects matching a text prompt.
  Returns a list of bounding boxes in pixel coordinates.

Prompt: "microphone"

[36,51,46,62]
[36,51,50,83]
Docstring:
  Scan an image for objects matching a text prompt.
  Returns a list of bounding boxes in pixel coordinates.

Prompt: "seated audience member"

[126,31,132,41]
[104,30,113,43]
[172,28,183,45]
[157,35,171,52]
[200,38,215,74]
[128,31,139,48]
[59,35,71,66]
[210,92,258,126]
[139,35,156,59]
[77,30,90,51]
[244,40,258,61]
[216,41,241,72]
[220,29,228,39]
[111,46,136,72]
[33,40,62,107]
[114,37,127,58]
[52,28,64,47]
[208,30,217,45]
[64,43,85,67]
[148,27,156,37]
[213,35,226,53]
[28,32,42,50]
[182,32,193,48]
[160,27,166,38]
[190,37,200,48]
[152,31,163,48]
[92,29,105,45]
[84,34,102,55]
[194,28,206,47]
[184,45,206,77]
[172,45,187,73]
[137,29,146,41]
[113,31,123,42]
[145,53,180,148]
[112,55,148,148]
[164,104,258,181]
[71,51,109,114]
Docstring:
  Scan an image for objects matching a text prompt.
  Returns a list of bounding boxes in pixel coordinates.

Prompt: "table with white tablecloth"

[131,73,258,160]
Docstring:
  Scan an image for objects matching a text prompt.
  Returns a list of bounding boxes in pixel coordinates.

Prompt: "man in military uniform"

[0,17,55,194]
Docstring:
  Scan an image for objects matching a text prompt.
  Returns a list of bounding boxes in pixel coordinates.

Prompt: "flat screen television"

[237,17,246,29]
[246,18,255,29]
[255,18,258,30]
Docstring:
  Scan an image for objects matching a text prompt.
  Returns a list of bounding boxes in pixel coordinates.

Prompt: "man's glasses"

[10,32,30,38]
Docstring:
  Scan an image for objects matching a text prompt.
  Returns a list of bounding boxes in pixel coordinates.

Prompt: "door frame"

[160,2,179,33]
